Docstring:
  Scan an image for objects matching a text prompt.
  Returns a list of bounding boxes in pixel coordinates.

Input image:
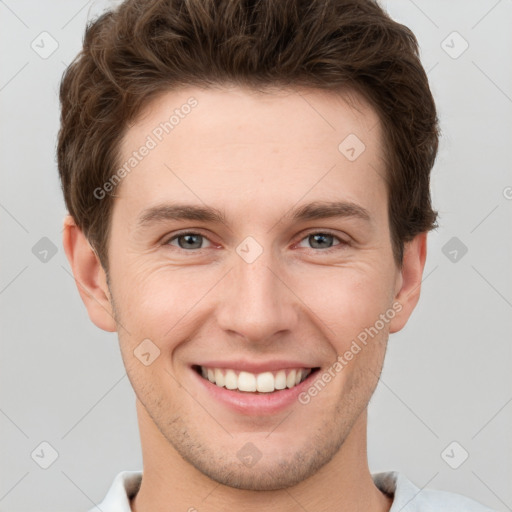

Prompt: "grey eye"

[168,233,210,250]
[307,233,337,249]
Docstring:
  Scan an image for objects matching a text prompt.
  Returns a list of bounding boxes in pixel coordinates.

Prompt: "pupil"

[177,234,334,250]
[180,234,202,249]
[310,233,332,249]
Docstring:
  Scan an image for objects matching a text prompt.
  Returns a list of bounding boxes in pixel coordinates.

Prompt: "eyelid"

[162,229,350,251]
[163,230,214,249]
[294,229,349,250]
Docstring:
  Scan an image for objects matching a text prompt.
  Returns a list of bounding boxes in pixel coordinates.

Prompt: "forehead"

[125,84,381,152]
[113,85,387,228]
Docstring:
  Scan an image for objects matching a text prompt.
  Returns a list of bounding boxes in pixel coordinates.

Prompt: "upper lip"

[193,360,317,374]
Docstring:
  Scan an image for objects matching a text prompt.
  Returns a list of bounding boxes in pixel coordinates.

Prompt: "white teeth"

[286,370,296,389]
[274,370,287,390]
[225,369,237,390]
[198,366,312,393]
[256,372,275,393]
[214,368,225,387]
[238,371,257,392]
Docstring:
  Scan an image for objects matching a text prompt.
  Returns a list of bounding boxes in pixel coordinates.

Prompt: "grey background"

[1,0,511,510]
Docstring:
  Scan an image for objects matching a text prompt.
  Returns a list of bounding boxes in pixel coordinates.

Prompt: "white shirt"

[88,470,496,511]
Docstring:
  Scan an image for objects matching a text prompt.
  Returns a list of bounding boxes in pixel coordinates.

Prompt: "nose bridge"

[216,244,297,342]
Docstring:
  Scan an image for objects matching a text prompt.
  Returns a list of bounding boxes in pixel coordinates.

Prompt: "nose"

[215,247,299,345]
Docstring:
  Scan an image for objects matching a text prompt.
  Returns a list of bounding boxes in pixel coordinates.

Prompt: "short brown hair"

[58,0,439,270]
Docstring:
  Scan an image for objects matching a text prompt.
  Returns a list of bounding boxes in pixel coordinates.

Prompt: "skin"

[63,85,427,512]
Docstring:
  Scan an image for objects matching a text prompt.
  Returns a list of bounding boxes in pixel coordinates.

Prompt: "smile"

[194,365,315,393]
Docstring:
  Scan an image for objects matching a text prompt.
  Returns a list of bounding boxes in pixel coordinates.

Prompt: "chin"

[192,456,324,491]
[170,427,346,491]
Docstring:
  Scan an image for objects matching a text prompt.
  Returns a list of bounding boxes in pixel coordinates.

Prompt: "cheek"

[291,262,395,343]
[110,243,397,350]
[111,263,217,345]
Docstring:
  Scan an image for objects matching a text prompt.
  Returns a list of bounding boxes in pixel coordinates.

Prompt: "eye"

[166,232,212,250]
[163,231,347,252]
[296,232,346,250]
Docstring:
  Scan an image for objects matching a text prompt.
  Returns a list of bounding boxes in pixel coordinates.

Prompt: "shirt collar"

[89,469,492,512]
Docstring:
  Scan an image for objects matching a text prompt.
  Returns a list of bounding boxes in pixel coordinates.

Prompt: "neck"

[130,400,392,512]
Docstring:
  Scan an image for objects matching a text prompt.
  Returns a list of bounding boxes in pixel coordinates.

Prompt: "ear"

[62,215,117,332]
[388,232,427,334]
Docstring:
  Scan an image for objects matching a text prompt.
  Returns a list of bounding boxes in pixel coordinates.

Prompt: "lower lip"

[192,368,319,415]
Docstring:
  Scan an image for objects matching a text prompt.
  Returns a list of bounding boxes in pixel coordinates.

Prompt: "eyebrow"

[135,200,372,230]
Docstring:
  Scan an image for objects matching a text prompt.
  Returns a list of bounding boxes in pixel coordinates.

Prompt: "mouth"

[192,365,320,394]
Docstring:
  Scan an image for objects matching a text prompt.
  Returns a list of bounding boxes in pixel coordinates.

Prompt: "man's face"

[105,86,407,490]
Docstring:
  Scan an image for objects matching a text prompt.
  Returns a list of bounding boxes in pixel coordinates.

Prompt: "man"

[58,0,495,510]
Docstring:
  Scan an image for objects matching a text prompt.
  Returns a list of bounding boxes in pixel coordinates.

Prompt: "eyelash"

[163,230,349,253]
